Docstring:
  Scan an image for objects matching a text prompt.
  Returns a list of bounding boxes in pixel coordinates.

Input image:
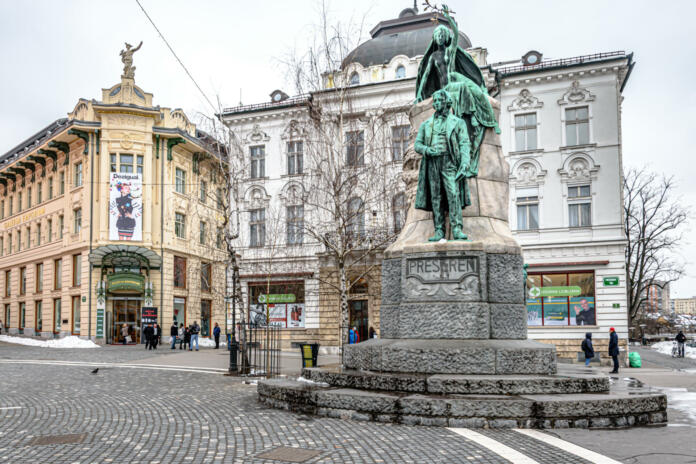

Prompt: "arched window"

[392,193,406,233]
[349,72,360,86]
[347,197,364,237]
[395,65,406,79]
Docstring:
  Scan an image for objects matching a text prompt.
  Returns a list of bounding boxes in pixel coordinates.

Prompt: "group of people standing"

[143,323,162,350]
[581,327,621,373]
[169,321,200,351]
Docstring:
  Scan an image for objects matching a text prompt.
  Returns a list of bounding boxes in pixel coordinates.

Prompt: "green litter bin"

[300,343,319,368]
[629,351,642,368]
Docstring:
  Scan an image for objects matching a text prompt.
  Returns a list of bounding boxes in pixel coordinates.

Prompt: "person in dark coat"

[608,327,620,373]
[151,324,160,350]
[213,322,221,349]
[143,324,155,350]
[676,330,687,358]
[581,332,595,366]
[170,322,179,349]
[183,326,191,351]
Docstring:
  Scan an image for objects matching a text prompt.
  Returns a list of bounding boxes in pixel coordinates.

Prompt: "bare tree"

[624,167,689,322]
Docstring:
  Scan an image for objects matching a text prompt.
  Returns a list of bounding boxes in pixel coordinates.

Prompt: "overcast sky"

[1,0,694,297]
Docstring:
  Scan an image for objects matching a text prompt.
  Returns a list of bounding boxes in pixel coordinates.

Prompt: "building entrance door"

[349,300,369,343]
[112,299,141,344]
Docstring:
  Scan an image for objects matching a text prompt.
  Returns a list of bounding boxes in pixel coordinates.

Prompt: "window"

[216,188,223,209]
[27,187,32,207]
[0,236,3,256]
[18,192,22,213]
[58,215,64,238]
[173,297,186,329]
[37,182,42,204]
[249,208,266,247]
[8,196,12,215]
[54,259,62,290]
[0,200,3,219]
[71,296,80,335]
[286,205,304,245]
[47,219,52,242]
[111,153,143,174]
[36,223,41,246]
[174,256,186,288]
[175,213,186,238]
[19,303,25,333]
[516,196,539,230]
[287,141,303,175]
[16,231,20,252]
[59,171,65,194]
[48,178,53,199]
[392,193,406,233]
[514,113,537,151]
[35,301,42,333]
[137,155,143,175]
[7,233,11,254]
[395,65,406,79]
[73,254,81,287]
[120,154,134,173]
[568,185,591,227]
[526,272,596,326]
[349,72,360,85]
[110,154,117,172]
[199,180,207,203]
[565,106,589,146]
[391,125,410,162]
[201,262,212,292]
[200,300,212,337]
[36,263,43,292]
[5,270,10,297]
[73,209,82,233]
[20,267,26,295]
[4,304,10,329]
[216,227,224,249]
[199,221,207,245]
[74,162,83,187]
[25,227,29,249]
[346,131,364,167]
[175,168,186,194]
[53,298,61,334]
[347,197,365,237]
[250,145,265,179]
[248,281,306,328]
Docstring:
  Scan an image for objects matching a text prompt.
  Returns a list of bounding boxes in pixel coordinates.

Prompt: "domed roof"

[341,12,472,69]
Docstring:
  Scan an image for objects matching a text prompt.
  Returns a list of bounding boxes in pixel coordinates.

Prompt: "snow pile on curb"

[296,376,330,387]
[0,335,99,349]
[197,337,216,348]
[651,341,696,360]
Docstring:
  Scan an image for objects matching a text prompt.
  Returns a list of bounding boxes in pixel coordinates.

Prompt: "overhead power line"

[134,0,218,114]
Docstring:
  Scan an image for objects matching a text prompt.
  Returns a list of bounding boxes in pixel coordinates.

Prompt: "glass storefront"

[200,299,211,337]
[173,297,186,330]
[112,299,141,343]
[526,271,596,326]
[248,281,305,328]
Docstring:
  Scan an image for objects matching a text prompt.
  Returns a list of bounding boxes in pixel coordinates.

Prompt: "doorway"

[349,300,369,343]
[112,299,141,344]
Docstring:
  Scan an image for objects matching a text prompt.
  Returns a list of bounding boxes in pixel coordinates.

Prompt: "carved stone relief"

[507,88,543,111]
[557,80,596,105]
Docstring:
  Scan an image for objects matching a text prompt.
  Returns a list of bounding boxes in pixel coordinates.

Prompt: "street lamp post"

[228,265,239,375]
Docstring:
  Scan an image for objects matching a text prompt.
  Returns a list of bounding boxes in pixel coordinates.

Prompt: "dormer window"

[395,65,406,79]
[349,72,360,86]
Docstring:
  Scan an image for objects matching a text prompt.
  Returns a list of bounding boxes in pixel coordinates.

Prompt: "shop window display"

[526,271,595,326]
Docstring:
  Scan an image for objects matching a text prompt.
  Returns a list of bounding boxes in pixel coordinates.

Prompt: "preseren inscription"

[406,256,479,284]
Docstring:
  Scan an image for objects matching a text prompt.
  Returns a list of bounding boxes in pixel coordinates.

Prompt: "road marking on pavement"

[514,429,623,464]
[448,428,541,464]
[0,360,227,375]
[0,407,22,410]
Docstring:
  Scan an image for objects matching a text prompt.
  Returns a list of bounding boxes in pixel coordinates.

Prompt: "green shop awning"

[88,245,162,269]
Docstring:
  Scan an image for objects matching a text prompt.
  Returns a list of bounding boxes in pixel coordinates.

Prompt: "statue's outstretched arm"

[443,6,459,73]
[133,41,143,52]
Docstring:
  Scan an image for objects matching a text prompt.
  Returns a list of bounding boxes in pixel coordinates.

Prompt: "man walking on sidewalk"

[170,321,178,349]
[190,321,200,351]
[609,327,620,373]
[213,322,221,349]
[676,330,687,358]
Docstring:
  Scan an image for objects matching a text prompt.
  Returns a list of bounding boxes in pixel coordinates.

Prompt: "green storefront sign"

[107,272,145,293]
[258,294,296,304]
[528,286,582,298]
[603,277,620,286]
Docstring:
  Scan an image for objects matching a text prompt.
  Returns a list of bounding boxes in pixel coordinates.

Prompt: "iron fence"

[231,322,281,378]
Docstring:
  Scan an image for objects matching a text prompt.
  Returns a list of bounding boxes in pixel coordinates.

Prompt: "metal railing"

[231,322,281,378]
[495,51,626,75]
[221,94,311,115]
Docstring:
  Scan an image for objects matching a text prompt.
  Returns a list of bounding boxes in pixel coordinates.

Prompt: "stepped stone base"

[343,338,557,375]
[258,366,667,429]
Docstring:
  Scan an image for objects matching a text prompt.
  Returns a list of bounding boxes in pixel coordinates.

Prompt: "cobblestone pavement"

[0,345,654,463]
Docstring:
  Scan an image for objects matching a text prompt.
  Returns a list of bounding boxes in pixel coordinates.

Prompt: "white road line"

[0,360,226,375]
[448,428,541,464]
[0,407,22,410]
[514,429,623,464]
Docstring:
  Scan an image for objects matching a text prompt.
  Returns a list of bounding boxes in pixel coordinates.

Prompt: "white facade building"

[222,7,633,358]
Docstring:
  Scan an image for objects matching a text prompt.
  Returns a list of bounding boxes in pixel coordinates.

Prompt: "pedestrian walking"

[609,327,620,373]
[151,323,160,350]
[581,332,594,366]
[0,318,4,335]
[182,325,191,350]
[170,322,178,349]
[213,322,221,349]
[143,324,155,350]
[120,324,129,345]
[178,323,186,349]
[190,321,200,351]
[349,326,359,345]
[676,330,687,358]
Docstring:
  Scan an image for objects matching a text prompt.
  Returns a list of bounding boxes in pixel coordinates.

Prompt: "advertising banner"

[109,172,142,241]
[287,303,305,328]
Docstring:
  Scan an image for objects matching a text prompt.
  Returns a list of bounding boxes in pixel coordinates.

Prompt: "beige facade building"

[672,297,696,315]
[1,51,227,344]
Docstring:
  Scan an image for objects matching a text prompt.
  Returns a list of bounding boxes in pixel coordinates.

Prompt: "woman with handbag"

[121,324,130,345]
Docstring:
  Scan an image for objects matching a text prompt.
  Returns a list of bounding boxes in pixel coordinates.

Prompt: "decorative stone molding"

[557,80,596,106]
[281,120,307,140]
[558,153,599,182]
[279,181,306,204]
[171,109,194,134]
[244,124,270,145]
[507,89,543,111]
[243,185,271,209]
[510,158,547,186]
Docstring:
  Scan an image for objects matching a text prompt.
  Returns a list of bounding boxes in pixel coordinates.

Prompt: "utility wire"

[134,0,218,115]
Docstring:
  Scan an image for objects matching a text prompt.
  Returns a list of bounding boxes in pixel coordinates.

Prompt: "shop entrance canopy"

[89,245,162,272]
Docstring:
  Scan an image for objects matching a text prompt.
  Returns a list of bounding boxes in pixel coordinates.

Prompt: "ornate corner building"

[1,52,227,344]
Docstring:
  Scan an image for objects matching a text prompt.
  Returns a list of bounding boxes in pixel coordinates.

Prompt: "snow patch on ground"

[658,387,696,426]
[197,337,216,348]
[0,335,99,349]
[296,376,330,387]
[651,341,696,360]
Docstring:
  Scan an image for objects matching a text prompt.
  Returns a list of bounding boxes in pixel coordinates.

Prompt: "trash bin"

[629,351,642,368]
[300,343,320,368]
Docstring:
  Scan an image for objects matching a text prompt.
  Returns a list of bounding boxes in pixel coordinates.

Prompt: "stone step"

[257,378,667,429]
[302,366,609,395]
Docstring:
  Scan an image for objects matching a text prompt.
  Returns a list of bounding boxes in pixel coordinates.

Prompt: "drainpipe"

[88,131,96,341]
[159,135,164,318]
